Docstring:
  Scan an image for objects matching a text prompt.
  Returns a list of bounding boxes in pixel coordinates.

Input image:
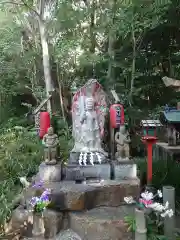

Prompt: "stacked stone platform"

[10,160,139,240]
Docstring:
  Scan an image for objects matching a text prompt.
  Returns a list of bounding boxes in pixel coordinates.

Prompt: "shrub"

[137,158,180,200]
[0,126,43,232]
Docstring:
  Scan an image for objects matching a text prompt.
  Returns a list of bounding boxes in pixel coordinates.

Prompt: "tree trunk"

[129,23,136,105]
[38,18,53,112]
[57,65,65,121]
[107,33,114,86]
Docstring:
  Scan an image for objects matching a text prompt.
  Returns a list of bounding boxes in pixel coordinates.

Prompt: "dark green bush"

[137,158,180,199]
[0,127,43,232]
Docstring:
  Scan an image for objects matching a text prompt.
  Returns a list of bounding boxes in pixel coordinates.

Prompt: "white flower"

[148,201,170,213]
[161,209,174,218]
[157,190,162,198]
[124,196,135,204]
[148,202,165,212]
[19,177,30,188]
[141,191,154,201]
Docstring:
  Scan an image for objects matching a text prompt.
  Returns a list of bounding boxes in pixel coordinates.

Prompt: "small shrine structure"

[154,76,180,160]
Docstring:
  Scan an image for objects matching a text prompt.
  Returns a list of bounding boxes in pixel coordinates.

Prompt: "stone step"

[69,205,134,240]
[23,179,139,211]
[48,179,139,211]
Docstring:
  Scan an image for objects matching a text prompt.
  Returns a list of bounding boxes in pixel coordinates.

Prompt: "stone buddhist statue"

[42,126,59,165]
[71,79,108,165]
[80,97,102,152]
[115,125,131,161]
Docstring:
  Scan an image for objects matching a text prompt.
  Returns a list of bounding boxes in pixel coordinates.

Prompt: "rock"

[9,206,63,238]
[44,209,63,239]
[69,205,134,240]
[113,161,137,180]
[64,164,110,180]
[55,229,82,240]
[37,162,62,182]
[45,179,139,211]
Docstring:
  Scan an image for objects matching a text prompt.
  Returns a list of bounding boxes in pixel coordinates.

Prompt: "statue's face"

[85,97,94,110]
[48,127,54,135]
[120,126,126,134]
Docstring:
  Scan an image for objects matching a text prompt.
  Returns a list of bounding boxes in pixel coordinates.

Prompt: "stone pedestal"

[37,162,62,182]
[64,164,110,181]
[113,160,137,180]
[64,152,110,181]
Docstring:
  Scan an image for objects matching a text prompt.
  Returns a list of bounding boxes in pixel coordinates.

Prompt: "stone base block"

[113,160,137,180]
[65,164,110,180]
[69,206,134,240]
[37,162,62,182]
[45,179,140,211]
[9,206,63,238]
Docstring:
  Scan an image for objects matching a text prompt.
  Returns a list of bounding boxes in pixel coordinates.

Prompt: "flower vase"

[135,208,147,240]
[32,212,45,239]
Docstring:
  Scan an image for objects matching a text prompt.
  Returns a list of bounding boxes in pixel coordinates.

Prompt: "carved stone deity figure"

[42,127,59,165]
[71,79,108,164]
[80,97,103,152]
[115,125,131,161]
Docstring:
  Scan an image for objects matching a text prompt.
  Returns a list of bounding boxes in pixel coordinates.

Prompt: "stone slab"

[45,179,139,211]
[69,205,134,240]
[113,162,137,180]
[9,206,63,239]
[22,179,139,211]
[37,162,62,182]
[64,164,110,180]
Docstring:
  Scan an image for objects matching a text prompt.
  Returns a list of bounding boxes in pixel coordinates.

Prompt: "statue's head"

[120,125,126,134]
[85,97,94,110]
[47,127,54,135]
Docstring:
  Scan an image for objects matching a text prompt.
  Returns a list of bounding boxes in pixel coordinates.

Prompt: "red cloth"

[39,112,51,139]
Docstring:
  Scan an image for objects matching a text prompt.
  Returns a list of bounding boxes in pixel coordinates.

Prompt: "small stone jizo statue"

[42,127,58,165]
[115,125,131,161]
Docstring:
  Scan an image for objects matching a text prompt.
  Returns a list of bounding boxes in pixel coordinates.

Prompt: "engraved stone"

[114,161,137,180]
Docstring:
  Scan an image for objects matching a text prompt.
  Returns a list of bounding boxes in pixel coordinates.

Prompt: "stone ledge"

[21,179,139,211]
[47,179,140,211]
[69,205,134,240]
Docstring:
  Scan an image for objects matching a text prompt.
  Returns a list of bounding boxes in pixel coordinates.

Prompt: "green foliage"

[0,125,43,232]
[137,158,180,198]
[125,213,168,240]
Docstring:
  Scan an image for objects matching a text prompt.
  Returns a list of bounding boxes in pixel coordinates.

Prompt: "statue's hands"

[100,128,104,137]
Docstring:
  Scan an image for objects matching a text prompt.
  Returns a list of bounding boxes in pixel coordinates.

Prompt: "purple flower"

[30,197,40,207]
